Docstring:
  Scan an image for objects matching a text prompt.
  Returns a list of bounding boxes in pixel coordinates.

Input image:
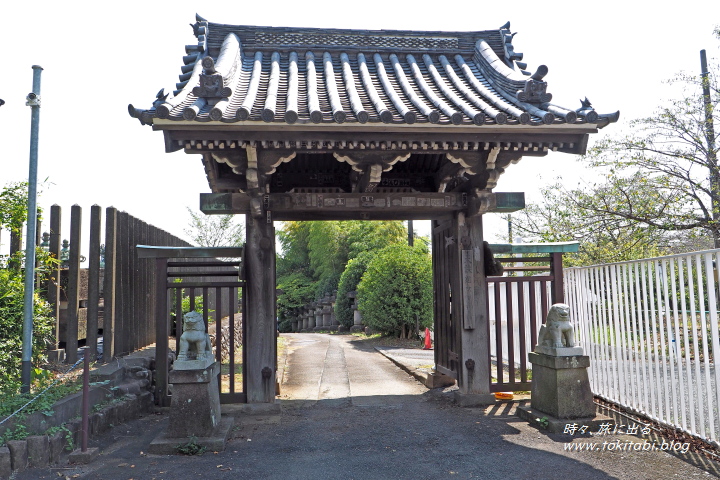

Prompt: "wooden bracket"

[357,164,383,193]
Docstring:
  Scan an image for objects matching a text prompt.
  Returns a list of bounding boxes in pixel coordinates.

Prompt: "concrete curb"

[374,347,455,389]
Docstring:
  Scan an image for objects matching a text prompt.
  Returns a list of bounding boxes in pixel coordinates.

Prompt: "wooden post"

[550,252,564,304]
[86,205,101,360]
[48,205,62,353]
[116,211,129,356]
[103,207,117,362]
[155,257,170,407]
[66,205,82,364]
[244,213,277,403]
[456,213,494,404]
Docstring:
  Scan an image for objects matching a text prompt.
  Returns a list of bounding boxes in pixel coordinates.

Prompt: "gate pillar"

[244,214,277,403]
[455,214,494,405]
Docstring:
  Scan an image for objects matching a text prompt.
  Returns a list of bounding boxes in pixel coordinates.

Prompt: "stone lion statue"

[177,311,213,361]
[537,303,575,348]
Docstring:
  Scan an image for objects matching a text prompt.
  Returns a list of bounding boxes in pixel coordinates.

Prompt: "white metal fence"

[565,250,720,445]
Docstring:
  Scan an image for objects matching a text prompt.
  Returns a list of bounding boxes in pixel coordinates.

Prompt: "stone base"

[453,392,497,407]
[350,325,364,333]
[222,399,282,417]
[148,416,234,455]
[528,352,594,419]
[173,357,214,370]
[47,349,66,363]
[337,325,349,333]
[534,345,584,357]
[516,405,613,434]
[426,372,456,389]
[313,326,325,332]
[68,447,100,465]
[167,362,222,438]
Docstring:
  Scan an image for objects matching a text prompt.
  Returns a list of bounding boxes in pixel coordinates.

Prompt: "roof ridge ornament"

[517,66,552,104]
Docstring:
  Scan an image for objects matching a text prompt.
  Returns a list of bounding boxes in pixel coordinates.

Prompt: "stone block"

[68,447,99,464]
[167,362,221,438]
[148,417,234,455]
[529,352,595,419]
[6,440,27,472]
[26,435,50,468]
[453,392,497,407]
[0,446,12,480]
[49,431,67,464]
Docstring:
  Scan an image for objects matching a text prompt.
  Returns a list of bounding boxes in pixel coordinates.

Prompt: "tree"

[514,182,672,266]
[357,244,433,338]
[334,251,375,328]
[568,47,719,248]
[517,40,720,263]
[184,208,244,247]
[275,220,409,327]
[0,183,55,392]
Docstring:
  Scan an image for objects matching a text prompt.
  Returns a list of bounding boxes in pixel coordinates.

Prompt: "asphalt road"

[16,334,720,480]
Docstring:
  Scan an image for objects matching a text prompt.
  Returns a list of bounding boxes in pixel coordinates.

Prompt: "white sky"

[1,0,719,255]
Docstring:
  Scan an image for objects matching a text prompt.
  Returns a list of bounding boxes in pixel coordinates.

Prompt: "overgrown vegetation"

[0,182,57,396]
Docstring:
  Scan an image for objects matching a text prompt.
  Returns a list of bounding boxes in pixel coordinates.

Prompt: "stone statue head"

[183,311,205,332]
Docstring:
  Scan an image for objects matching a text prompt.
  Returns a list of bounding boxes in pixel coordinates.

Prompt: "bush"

[357,244,432,337]
[334,251,375,328]
[0,250,56,393]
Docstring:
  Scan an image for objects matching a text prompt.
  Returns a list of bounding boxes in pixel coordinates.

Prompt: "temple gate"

[130,15,617,404]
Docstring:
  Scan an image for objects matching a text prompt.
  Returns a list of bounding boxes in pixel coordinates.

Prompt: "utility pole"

[506,214,513,243]
[21,65,43,393]
[701,50,719,248]
[407,219,414,246]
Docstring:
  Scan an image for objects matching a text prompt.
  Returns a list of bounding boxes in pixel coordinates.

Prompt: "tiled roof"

[129,15,618,129]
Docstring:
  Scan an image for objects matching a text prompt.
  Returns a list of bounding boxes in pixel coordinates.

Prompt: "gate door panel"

[432,219,462,380]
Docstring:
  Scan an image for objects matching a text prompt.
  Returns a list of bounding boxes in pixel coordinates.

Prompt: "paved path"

[15,333,720,480]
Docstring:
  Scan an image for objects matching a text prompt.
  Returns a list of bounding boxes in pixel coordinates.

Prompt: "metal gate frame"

[137,246,245,407]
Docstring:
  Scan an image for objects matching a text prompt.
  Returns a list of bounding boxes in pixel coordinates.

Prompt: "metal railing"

[566,250,720,446]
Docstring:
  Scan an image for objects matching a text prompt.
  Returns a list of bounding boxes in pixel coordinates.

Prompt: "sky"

[1,0,719,256]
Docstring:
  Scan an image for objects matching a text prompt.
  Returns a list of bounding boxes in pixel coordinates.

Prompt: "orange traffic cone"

[423,328,432,350]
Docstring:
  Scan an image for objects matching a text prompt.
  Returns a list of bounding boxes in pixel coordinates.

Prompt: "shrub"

[0,250,56,393]
[357,244,432,337]
[334,251,375,328]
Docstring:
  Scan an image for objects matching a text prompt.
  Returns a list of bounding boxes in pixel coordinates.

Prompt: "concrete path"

[14,333,720,480]
[280,334,427,408]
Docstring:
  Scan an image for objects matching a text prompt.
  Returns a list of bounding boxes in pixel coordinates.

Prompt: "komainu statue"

[177,311,213,362]
[537,303,575,348]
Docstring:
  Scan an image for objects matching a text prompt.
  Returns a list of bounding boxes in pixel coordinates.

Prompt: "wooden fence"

[37,205,191,364]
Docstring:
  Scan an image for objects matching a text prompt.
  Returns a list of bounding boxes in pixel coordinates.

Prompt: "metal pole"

[21,65,43,393]
[407,219,414,247]
[701,50,719,248]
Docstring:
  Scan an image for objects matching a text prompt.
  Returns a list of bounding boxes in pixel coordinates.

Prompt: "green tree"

[0,183,55,392]
[514,182,672,266]
[334,251,375,328]
[357,244,432,337]
[184,208,244,247]
[567,45,719,249]
[517,39,720,263]
[275,220,409,328]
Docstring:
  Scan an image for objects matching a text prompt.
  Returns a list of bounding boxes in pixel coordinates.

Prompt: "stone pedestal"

[168,361,221,437]
[527,352,594,419]
[149,361,234,454]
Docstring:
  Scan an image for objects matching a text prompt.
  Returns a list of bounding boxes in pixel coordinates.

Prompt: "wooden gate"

[485,243,576,392]
[137,246,245,407]
[431,218,462,380]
